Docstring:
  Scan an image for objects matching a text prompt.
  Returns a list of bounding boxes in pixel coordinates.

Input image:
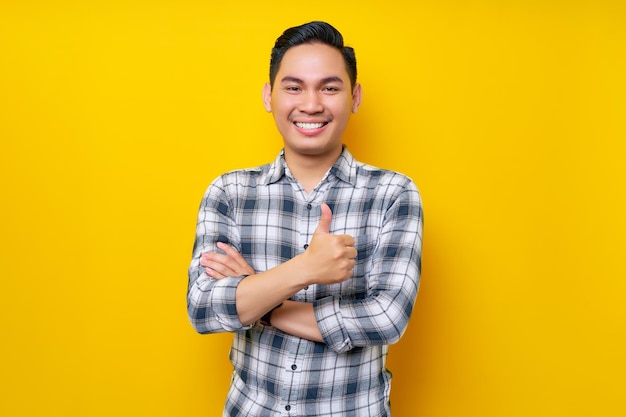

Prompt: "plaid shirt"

[188,148,423,416]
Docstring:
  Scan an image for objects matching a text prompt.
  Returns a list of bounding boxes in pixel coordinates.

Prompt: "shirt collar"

[329,146,357,186]
[262,146,358,186]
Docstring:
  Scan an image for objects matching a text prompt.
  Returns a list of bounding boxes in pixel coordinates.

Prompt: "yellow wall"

[1,1,624,416]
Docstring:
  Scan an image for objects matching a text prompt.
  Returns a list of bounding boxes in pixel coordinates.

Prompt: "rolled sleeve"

[314,295,353,353]
[188,273,252,333]
[187,176,253,334]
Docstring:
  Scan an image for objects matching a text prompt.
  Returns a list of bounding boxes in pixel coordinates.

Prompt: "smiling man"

[262,41,361,194]
[187,21,423,416]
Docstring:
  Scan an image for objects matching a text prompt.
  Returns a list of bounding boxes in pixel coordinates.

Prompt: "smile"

[295,122,327,130]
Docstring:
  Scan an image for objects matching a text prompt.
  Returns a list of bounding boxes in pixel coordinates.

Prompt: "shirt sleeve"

[187,177,253,334]
[313,181,423,353]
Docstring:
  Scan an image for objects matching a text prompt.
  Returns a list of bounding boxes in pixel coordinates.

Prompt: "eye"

[323,86,340,93]
[285,86,301,92]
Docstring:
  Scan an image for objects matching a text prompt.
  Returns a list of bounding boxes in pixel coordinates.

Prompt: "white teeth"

[295,122,325,130]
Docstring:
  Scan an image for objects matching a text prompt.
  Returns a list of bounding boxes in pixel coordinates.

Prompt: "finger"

[205,261,237,278]
[342,235,355,247]
[201,251,229,267]
[217,242,247,266]
[314,203,332,235]
[200,252,210,266]
[217,243,256,275]
[205,267,226,279]
[344,268,354,280]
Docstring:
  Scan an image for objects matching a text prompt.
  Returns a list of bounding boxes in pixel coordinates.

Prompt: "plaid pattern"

[188,148,423,416]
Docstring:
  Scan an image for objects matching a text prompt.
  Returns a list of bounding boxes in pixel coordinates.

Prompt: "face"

[263,43,362,161]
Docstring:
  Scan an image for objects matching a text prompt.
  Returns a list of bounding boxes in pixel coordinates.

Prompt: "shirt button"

[304,286,309,290]
[291,364,297,370]
[303,244,309,250]
[285,405,291,411]
[306,203,312,210]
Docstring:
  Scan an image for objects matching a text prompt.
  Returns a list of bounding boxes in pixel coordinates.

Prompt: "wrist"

[289,253,317,287]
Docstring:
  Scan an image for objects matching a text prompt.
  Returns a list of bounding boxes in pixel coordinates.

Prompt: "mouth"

[294,121,328,130]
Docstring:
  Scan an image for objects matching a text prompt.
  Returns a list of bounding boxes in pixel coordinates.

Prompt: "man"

[188,21,423,416]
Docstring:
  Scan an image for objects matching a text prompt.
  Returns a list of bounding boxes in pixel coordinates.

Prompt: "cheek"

[271,99,295,118]
[329,102,352,121]
[328,96,352,112]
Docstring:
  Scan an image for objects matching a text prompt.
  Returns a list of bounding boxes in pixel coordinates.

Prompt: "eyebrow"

[280,76,344,85]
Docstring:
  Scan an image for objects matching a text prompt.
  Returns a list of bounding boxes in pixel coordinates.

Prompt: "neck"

[284,147,342,194]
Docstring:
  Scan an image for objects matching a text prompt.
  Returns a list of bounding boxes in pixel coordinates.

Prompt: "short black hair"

[269,21,357,89]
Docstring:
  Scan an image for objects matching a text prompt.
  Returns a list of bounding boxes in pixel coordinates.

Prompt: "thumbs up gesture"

[301,203,357,285]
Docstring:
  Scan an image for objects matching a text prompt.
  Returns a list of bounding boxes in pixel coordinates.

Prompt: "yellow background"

[1,1,624,416]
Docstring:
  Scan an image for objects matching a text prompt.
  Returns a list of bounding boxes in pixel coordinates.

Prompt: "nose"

[298,90,324,114]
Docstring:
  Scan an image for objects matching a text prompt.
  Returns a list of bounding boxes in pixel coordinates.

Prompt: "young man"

[187,21,423,416]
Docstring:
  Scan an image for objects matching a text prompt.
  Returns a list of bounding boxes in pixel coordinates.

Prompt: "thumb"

[315,203,332,235]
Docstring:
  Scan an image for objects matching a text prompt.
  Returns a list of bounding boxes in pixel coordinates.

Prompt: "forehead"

[277,43,349,82]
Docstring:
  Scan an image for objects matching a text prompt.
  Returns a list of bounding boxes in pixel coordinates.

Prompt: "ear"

[262,83,272,112]
[351,83,362,113]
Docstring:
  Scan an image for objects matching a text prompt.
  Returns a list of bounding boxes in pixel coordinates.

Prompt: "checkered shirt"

[188,147,423,416]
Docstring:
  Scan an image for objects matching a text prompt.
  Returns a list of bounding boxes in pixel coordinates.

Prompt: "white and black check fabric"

[188,147,423,416]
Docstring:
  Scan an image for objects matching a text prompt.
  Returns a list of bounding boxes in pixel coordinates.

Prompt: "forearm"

[269,300,323,342]
[235,255,311,325]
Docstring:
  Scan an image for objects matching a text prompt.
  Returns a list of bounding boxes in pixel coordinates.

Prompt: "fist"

[301,203,357,285]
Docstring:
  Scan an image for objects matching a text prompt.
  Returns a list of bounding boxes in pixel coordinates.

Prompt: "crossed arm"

[199,204,355,342]
[188,186,422,351]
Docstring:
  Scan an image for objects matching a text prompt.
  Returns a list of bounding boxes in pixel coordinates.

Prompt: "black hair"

[269,21,357,89]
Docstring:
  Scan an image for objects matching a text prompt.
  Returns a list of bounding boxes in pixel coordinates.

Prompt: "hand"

[200,242,255,279]
[300,203,357,285]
